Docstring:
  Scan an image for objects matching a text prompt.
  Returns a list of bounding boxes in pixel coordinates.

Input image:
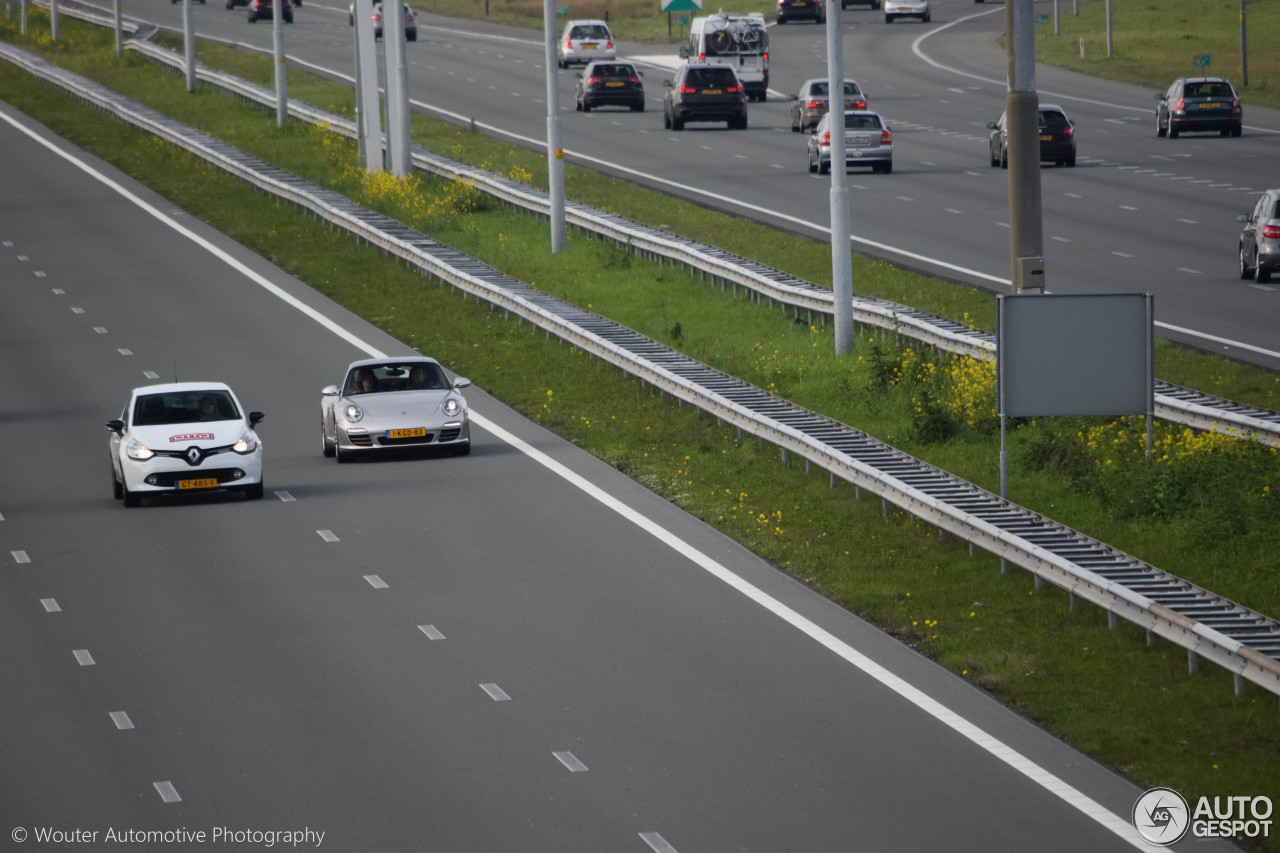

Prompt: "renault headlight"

[344,404,364,423]
[232,432,259,455]
[125,437,154,460]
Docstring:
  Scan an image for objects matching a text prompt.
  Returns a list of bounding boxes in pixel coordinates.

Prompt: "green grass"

[3,12,1279,846]
[1034,0,1280,110]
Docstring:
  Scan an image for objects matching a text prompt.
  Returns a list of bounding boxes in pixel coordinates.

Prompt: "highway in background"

[52,0,1280,372]
[0,94,1228,850]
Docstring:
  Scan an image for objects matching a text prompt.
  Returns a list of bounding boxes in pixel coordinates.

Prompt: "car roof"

[345,356,442,370]
[584,61,634,70]
[802,77,859,85]
[566,18,608,26]
[1175,76,1230,84]
[130,381,235,397]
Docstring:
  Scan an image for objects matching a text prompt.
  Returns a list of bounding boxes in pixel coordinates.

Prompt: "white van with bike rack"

[681,11,769,102]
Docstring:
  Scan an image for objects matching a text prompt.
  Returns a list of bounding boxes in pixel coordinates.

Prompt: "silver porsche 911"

[321,357,471,461]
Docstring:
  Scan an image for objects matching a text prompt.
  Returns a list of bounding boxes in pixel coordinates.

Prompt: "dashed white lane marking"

[16,254,27,260]
[154,781,181,803]
[639,832,679,853]
[1112,252,1134,258]
[117,348,132,356]
[1120,205,1138,211]
[94,326,108,334]
[275,490,295,502]
[34,270,46,277]
[945,208,963,214]
[110,711,134,730]
[1178,268,1202,275]
[71,306,85,314]
[3,107,1161,847]
[317,529,339,542]
[418,625,445,640]
[480,683,511,701]
[553,751,588,772]
[40,598,60,613]
[73,649,96,666]
[1051,236,1072,243]
[1177,218,1198,225]
[363,575,388,589]
[143,370,159,380]
[12,550,30,564]
[51,288,64,295]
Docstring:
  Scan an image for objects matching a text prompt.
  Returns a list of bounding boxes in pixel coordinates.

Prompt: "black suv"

[1156,77,1242,138]
[662,64,748,130]
[575,62,645,113]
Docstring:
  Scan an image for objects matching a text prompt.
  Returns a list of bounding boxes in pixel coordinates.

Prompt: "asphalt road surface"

[0,90,1242,850]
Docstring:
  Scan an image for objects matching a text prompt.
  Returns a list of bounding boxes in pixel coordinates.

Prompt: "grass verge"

[2,13,1278,845]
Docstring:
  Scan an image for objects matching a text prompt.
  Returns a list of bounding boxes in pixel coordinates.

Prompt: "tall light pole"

[826,0,853,355]
[1004,0,1044,293]
[272,0,287,128]
[542,0,566,253]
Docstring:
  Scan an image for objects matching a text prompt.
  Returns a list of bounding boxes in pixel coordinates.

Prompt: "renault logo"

[185,446,203,466]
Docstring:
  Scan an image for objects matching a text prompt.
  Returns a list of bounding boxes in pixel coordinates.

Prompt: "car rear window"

[571,25,610,39]
[1185,82,1232,99]
[1039,111,1069,129]
[592,64,634,77]
[844,114,883,129]
[810,82,861,97]
[687,68,737,87]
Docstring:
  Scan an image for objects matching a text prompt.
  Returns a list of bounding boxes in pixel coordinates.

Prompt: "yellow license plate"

[1200,102,1221,109]
[387,427,427,439]
[177,478,218,490]
[1039,134,1052,141]
[705,89,722,95]
[583,43,597,49]
[606,81,624,87]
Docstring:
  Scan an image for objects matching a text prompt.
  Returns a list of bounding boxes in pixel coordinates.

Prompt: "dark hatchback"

[776,0,825,23]
[662,63,747,130]
[247,0,291,21]
[1157,77,1242,138]
[575,62,645,112]
[987,104,1076,168]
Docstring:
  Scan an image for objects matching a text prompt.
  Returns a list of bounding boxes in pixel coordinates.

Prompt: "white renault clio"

[107,382,264,507]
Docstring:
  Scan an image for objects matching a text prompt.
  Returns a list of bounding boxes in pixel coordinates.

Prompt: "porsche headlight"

[232,432,259,455]
[125,437,154,460]
[344,404,364,423]
[442,398,462,418]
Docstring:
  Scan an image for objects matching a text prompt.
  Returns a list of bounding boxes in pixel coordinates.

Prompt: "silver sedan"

[321,357,471,462]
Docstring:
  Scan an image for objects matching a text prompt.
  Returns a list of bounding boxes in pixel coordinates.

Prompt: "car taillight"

[852,99,866,109]
[699,52,707,61]
[679,84,697,94]
[628,76,642,84]
[1173,98,1185,113]
[1262,224,1280,240]
[880,130,892,145]
[1233,96,1241,113]
[565,35,572,47]
[1062,125,1073,138]
[606,40,614,49]
[586,76,601,85]
[727,84,742,93]
[820,132,831,148]
[806,100,824,109]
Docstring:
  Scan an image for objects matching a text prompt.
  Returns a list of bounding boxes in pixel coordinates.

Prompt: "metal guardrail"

[4,36,1278,701]
[22,0,1280,447]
